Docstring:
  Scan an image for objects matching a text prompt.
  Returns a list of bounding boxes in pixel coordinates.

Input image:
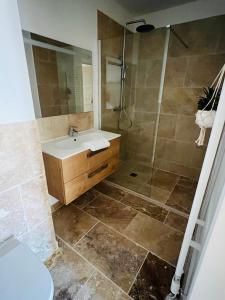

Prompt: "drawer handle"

[88,163,108,178]
[87,147,109,158]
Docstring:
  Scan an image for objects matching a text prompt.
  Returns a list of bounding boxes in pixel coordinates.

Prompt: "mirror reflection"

[23,31,93,118]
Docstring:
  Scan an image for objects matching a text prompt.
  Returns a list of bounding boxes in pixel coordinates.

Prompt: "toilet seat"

[0,237,54,300]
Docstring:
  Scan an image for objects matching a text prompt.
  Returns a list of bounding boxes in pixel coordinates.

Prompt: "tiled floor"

[108,160,154,198]
[49,174,197,299]
[108,160,197,207]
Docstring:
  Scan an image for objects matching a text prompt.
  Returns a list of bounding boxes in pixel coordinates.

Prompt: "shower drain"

[129,172,138,177]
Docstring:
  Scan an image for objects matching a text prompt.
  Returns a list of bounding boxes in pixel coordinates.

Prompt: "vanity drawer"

[62,150,89,183]
[62,137,120,183]
[86,154,119,190]
[64,173,86,204]
[87,138,120,170]
[64,155,119,204]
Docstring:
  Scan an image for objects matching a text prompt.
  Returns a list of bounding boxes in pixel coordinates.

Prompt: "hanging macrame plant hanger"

[195,63,225,146]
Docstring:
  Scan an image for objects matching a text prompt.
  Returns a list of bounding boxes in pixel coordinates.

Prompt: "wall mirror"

[23,31,93,118]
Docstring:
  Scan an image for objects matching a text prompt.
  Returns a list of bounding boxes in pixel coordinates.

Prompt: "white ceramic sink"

[42,129,121,159]
[55,137,83,150]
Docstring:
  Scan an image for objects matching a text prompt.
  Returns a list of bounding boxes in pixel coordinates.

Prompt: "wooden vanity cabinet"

[43,138,120,204]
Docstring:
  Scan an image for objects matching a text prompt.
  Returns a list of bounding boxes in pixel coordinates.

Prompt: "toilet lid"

[0,237,54,300]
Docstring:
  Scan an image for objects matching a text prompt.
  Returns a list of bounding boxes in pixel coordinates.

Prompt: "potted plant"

[195,64,224,146]
[197,87,220,111]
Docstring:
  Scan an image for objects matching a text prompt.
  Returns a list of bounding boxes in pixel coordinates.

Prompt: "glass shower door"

[102,28,168,197]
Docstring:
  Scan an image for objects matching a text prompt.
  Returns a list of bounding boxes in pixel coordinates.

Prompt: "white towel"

[84,138,110,151]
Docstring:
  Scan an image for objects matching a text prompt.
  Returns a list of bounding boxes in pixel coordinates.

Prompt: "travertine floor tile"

[109,175,151,196]
[165,212,188,233]
[76,271,131,300]
[50,240,94,299]
[166,184,195,213]
[151,169,180,192]
[123,213,183,265]
[150,185,171,203]
[178,176,197,189]
[129,252,174,300]
[84,194,137,232]
[73,189,99,209]
[75,222,147,292]
[53,204,98,247]
[120,193,168,222]
[94,181,126,200]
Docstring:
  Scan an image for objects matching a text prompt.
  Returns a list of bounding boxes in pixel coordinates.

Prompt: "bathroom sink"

[41,129,121,159]
[55,137,81,150]
[55,131,110,149]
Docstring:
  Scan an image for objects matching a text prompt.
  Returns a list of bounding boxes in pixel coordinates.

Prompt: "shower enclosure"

[99,13,225,209]
[101,26,168,198]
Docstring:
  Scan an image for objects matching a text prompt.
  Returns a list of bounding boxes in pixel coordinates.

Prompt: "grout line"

[164,222,186,234]
[164,179,178,207]
[104,179,189,218]
[93,188,169,224]
[54,186,182,273]
[92,190,136,210]
[114,179,189,217]
[163,210,170,225]
[17,185,30,236]
[72,192,100,210]
[148,249,176,268]
[18,215,52,240]
[164,180,191,217]
[51,191,100,215]
[73,205,150,253]
[162,209,186,234]
[56,235,133,298]
[91,188,185,235]
[73,199,181,267]
[127,250,149,295]
[0,172,44,196]
[91,192,188,240]
[73,220,100,247]
[75,269,97,297]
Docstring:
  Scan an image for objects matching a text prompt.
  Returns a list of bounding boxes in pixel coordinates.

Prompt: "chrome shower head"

[125,19,155,33]
[136,23,155,33]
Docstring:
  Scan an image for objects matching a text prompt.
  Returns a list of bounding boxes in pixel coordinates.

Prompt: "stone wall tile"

[0,188,27,241]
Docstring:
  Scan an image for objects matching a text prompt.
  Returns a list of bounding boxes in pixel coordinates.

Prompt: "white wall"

[138,0,225,28]
[0,0,35,124]
[18,0,132,128]
[0,0,57,262]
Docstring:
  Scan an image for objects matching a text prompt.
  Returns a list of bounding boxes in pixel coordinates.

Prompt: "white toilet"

[0,237,54,300]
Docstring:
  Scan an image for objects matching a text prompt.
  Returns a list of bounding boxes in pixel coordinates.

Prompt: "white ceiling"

[113,0,197,15]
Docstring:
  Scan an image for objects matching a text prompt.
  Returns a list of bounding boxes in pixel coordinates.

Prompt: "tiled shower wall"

[98,11,135,159]
[99,13,225,179]
[0,121,57,261]
[125,14,225,179]
[155,15,225,179]
[125,29,166,165]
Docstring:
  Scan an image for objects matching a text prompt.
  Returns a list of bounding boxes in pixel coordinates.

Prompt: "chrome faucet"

[68,126,78,137]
